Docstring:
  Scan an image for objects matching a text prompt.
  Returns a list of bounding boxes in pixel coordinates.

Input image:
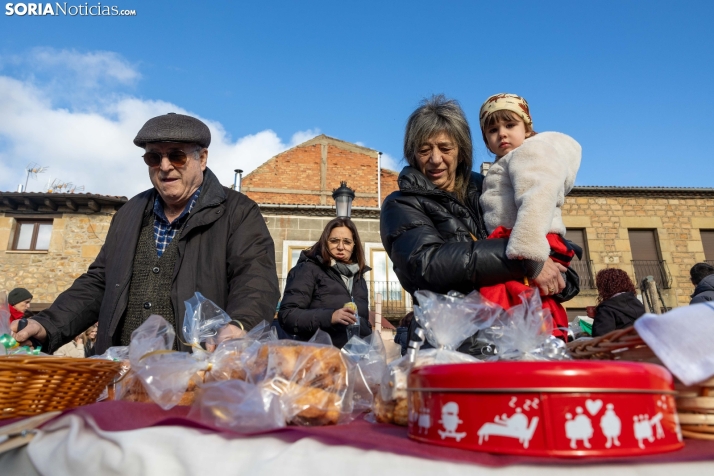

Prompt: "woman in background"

[278,217,372,348]
[592,268,646,337]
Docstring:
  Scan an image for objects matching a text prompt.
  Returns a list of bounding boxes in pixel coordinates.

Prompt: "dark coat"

[592,292,646,337]
[691,274,714,304]
[33,168,280,354]
[379,166,579,300]
[278,252,372,348]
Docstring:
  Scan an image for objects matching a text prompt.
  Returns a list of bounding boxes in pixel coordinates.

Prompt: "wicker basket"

[566,326,660,363]
[0,356,122,419]
[675,377,714,440]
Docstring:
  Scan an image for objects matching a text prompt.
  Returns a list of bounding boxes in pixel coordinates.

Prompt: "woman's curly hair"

[595,268,637,303]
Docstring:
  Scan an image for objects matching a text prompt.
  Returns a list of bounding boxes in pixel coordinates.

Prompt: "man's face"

[146,142,207,208]
[14,298,31,313]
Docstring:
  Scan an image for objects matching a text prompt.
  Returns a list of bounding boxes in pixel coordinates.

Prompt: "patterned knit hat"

[479,93,532,129]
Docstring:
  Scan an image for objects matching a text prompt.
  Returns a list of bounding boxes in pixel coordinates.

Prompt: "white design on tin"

[565,407,594,449]
[599,403,622,448]
[477,408,539,449]
[586,399,603,416]
[531,398,539,410]
[438,402,467,442]
[417,407,431,435]
[509,396,517,408]
[633,413,664,449]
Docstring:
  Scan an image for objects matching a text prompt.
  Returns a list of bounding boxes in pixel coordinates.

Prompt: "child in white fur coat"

[477,93,582,339]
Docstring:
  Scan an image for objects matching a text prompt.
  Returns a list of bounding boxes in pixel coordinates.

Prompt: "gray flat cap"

[133,113,211,148]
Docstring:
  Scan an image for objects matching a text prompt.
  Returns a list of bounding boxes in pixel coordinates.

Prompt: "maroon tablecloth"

[4,401,714,467]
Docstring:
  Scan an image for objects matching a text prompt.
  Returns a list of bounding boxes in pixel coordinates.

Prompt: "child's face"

[484,118,528,158]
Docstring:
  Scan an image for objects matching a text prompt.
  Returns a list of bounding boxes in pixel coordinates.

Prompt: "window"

[12,220,53,251]
[369,248,411,318]
[627,229,671,289]
[564,228,594,289]
[701,230,714,266]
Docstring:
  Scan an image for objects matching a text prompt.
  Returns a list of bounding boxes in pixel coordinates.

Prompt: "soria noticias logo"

[5,3,137,16]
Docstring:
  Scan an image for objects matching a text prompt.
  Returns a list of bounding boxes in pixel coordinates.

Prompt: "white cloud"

[0,49,320,197]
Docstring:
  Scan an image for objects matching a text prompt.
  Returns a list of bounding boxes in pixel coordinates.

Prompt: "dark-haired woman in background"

[591,268,646,337]
[278,217,372,348]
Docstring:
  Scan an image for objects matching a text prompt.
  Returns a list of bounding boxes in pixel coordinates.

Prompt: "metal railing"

[570,260,595,289]
[278,278,412,320]
[631,260,672,290]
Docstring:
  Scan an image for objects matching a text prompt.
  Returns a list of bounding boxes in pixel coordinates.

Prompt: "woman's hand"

[532,258,567,296]
[332,308,357,326]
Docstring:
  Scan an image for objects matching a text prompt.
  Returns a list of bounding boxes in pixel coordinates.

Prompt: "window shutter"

[628,230,660,261]
[701,230,714,261]
[565,229,587,261]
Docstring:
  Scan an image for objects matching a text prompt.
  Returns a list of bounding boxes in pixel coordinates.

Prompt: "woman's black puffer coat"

[278,252,372,348]
[380,166,579,300]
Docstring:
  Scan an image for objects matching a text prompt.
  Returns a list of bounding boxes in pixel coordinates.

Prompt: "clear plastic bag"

[188,379,285,432]
[182,292,232,350]
[342,333,388,413]
[374,290,500,425]
[119,314,210,409]
[205,321,278,383]
[480,289,571,361]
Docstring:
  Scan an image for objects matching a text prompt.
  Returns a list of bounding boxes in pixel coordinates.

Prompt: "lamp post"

[332,181,355,218]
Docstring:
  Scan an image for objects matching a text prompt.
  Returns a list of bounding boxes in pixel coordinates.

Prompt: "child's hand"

[532,258,567,296]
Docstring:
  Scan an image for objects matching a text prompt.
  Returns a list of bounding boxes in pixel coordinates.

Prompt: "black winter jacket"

[278,252,372,348]
[380,166,579,300]
[592,292,646,337]
[691,275,714,304]
[33,168,280,354]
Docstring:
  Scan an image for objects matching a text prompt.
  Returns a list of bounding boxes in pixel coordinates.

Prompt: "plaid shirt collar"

[153,187,202,257]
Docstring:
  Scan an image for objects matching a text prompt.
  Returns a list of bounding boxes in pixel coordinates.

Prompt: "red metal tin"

[407,361,683,457]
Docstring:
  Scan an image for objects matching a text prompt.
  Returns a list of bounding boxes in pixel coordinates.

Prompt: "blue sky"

[1,0,713,196]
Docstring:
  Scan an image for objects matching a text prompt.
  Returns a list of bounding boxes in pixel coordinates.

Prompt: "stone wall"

[0,209,115,303]
[562,193,714,310]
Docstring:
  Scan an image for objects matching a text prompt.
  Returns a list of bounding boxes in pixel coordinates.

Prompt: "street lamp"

[332,181,355,218]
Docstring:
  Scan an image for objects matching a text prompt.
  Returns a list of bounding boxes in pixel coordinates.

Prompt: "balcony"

[570,260,595,290]
[631,260,672,290]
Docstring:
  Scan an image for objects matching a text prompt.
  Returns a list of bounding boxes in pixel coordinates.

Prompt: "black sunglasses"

[142,148,198,168]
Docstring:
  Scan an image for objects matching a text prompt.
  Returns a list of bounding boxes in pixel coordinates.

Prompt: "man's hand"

[206,323,246,352]
[10,319,48,347]
[331,308,357,326]
[531,258,567,296]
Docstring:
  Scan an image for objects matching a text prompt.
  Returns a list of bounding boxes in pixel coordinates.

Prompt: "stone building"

[2,135,713,323]
[0,192,127,310]
[561,186,714,316]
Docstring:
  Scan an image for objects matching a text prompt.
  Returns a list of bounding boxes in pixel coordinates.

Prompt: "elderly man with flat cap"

[13,113,280,353]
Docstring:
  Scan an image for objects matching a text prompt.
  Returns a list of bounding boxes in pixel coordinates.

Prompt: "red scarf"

[9,305,25,323]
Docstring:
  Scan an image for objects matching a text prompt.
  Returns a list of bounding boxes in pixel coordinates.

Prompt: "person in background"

[278,217,372,348]
[690,262,714,304]
[54,334,85,358]
[394,311,413,356]
[8,288,33,323]
[84,324,98,357]
[592,268,646,337]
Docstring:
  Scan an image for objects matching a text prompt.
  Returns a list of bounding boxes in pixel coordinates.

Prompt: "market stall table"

[2,401,714,475]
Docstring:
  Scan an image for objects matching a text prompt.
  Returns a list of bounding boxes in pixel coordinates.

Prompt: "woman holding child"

[380,94,580,349]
